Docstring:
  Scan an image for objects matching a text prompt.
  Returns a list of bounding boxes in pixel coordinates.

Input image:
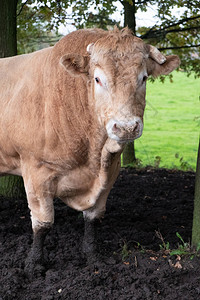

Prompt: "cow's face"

[61,29,180,143]
[87,42,147,143]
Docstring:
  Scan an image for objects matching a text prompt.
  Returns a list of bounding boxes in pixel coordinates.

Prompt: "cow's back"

[0,48,54,161]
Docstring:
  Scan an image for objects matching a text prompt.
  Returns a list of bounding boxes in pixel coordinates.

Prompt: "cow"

[0,27,180,276]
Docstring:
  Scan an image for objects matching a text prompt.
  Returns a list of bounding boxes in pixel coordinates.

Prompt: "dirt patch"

[0,168,199,300]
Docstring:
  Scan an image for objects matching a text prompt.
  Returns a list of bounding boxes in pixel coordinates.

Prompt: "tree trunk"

[122,0,137,165]
[0,0,18,57]
[192,138,200,248]
[0,175,26,198]
[123,0,136,34]
[122,142,136,165]
[0,0,26,198]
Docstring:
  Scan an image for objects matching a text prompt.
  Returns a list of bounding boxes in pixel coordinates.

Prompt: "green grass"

[133,71,199,171]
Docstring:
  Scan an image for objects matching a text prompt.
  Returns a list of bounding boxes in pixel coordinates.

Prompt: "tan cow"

[0,27,180,276]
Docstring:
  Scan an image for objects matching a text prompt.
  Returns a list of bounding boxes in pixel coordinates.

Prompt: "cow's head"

[60,28,180,143]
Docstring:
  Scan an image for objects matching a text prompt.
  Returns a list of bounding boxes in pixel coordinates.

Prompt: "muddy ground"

[0,168,199,300]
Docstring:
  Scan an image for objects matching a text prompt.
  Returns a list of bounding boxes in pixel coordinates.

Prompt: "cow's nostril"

[135,121,139,131]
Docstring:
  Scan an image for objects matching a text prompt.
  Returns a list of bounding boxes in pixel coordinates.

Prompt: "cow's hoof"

[24,255,46,280]
[24,262,46,280]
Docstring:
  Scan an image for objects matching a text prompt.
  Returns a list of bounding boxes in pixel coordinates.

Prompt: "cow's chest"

[53,138,123,212]
[56,162,103,211]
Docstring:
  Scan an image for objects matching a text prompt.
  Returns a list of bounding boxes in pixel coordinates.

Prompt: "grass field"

[132,71,199,171]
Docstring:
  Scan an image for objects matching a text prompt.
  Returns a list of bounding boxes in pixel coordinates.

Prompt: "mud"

[0,168,199,300]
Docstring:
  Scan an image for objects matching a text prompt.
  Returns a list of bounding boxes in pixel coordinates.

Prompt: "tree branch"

[166,26,200,34]
[141,15,200,39]
[158,44,200,51]
[17,0,29,17]
[142,25,200,39]
[159,15,200,31]
[135,0,150,4]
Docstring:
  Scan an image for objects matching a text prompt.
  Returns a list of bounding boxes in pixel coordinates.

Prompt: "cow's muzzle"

[106,117,143,143]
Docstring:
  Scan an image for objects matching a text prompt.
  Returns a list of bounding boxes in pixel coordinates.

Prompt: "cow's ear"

[147,45,180,77]
[150,55,180,77]
[148,55,180,78]
[60,53,90,77]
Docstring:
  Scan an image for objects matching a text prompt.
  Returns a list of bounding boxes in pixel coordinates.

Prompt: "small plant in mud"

[170,232,200,259]
[120,240,132,261]
[170,232,191,256]
[155,230,170,254]
[123,158,143,169]
[154,156,161,168]
[134,241,146,254]
[174,153,194,171]
[132,158,143,168]
[156,230,200,259]
[114,239,132,261]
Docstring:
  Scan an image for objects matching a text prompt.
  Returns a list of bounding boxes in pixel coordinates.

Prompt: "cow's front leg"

[24,223,52,278]
[82,209,116,268]
[82,200,108,268]
[22,162,56,278]
[24,192,54,278]
[82,213,99,264]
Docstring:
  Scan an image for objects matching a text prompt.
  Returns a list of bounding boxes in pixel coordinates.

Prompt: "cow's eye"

[143,75,148,83]
[95,77,101,84]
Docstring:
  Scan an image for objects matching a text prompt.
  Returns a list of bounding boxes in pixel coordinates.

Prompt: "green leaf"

[170,249,188,256]
[176,232,185,244]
